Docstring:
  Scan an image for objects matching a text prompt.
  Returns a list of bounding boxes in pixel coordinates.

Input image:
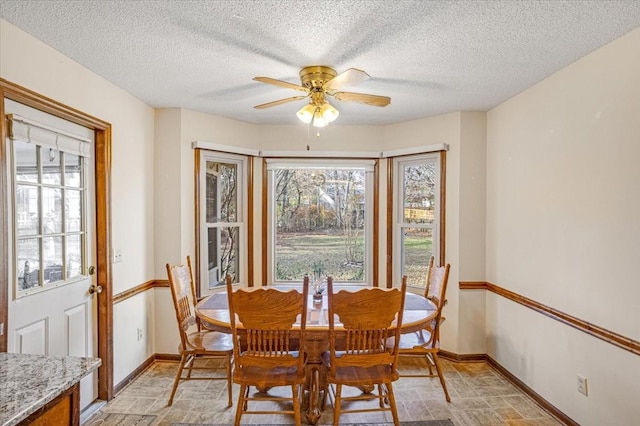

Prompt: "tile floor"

[88,357,564,425]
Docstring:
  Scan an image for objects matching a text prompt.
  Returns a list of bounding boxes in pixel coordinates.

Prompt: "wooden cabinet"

[20,383,79,426]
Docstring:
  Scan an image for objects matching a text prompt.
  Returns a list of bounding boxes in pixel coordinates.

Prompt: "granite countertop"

[0,352,101,426]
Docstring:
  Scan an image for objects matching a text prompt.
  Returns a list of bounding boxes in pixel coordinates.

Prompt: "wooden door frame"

[0,79,114,401]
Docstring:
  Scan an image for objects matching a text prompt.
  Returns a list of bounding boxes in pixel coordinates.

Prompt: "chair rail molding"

[459,281,640,356]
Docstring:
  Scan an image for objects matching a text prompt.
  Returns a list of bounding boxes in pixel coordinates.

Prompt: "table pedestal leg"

[305,366,322,425]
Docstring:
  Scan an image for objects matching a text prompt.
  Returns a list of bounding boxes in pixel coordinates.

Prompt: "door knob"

[89,284,103,295]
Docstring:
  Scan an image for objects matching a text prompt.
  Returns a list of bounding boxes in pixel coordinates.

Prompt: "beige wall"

[255,123,385,151]
[154,108,183,277]
[486,26,640,425]
[458,112,487,354]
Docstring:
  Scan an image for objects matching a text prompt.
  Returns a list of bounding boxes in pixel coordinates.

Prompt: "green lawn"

[275,232,364,281]
[275,231,431,287]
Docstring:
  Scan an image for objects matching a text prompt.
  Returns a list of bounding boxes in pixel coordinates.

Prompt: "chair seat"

[386,330,439,352]
[234,362,306,388]
[181,330,234,353]
[322,351,398,385]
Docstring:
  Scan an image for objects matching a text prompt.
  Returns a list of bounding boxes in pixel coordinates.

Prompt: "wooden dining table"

[195,287,437,425]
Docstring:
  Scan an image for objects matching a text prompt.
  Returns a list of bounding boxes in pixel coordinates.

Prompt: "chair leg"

[385,382,400,426]
[243,385,250,410]
[426,353,435,375]
[226,355,233,408]
[168,354,188,406]
[185,354,196,379]
[320,381,327,410]
[333,384,342,426]
[377,384,385,407]
[234,384,248,426]
[320,367,328,410]
[292,384,301,426]
[432,352,451,402]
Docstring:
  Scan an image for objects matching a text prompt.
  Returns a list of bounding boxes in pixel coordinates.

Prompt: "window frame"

[8,113,92,299]
[265,158,376,285]
[390,151,445,289]
[196,149,249,296]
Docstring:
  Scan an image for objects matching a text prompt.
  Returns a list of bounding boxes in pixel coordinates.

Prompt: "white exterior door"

[5,99,98,409]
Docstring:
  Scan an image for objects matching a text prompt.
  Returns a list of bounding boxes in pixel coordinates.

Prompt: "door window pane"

[16,185,39,236]
[65,153,82,187]
[66,189,82,232]
[42,187,63,234]
[66,234,82,279]
[43,236,63,283]
[42,148,62,185]
[14,140,38,183]
[17,238,40,290]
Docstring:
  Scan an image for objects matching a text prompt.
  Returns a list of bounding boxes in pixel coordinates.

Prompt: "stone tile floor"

[87,358,563,425]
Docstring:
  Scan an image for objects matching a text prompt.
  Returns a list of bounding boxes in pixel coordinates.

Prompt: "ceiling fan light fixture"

[296,103,315,124]
[320,102,339,123]
[312,107,328,128]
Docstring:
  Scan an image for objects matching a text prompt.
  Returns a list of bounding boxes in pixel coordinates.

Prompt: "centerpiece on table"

[312,261,325,303]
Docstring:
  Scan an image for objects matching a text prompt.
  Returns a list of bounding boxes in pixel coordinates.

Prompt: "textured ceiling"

[1,0,640,126]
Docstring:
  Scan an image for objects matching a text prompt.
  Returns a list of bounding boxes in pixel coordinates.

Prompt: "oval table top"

[195,287,437,334]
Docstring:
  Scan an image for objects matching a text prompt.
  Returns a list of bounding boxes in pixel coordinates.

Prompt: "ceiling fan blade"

[253,76,308,92]
[324,68,370,92]
[333,91,391,107]
[253,95,308,109]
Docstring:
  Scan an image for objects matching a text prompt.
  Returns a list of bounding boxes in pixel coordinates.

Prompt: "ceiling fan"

[253,66,391,128]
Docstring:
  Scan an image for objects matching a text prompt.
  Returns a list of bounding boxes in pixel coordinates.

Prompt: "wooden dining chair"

[226,275,309,426]
[165,258,233,407]
[321,277,407,426]
[392,256,452,402]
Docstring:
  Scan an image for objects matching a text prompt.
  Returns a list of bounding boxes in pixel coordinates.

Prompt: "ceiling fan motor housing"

[300,66,337,90]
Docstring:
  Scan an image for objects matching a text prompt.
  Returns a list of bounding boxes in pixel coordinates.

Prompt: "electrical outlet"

[577,375,588,396]
[136,328,143,341]
[113,248,123,263]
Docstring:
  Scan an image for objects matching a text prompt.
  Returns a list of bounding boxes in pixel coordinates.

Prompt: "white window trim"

[392,152,442,288]
[7,106,93,299]
[192,140,259,157]
[197,150,248,295]
[266,159,375,285]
